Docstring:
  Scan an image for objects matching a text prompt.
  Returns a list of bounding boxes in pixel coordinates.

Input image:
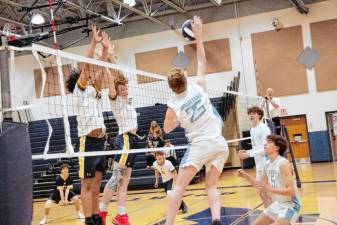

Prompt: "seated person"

[164,139,177,166]
[148,120,163,139]
[145,130,165,168]
[40,164,84,225]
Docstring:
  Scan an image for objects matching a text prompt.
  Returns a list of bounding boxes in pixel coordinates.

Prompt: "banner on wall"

[333,113,337,135]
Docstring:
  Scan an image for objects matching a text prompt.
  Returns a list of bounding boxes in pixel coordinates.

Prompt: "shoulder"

[165,160,173,166]
[153,161,158,167]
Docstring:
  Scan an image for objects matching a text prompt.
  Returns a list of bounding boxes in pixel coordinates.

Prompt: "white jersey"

[249,121,271,171]
[153,160,175,183]
[73,83,106,137]
[167,82,223,143]
[265,156,301,207]
[109,95,138,135]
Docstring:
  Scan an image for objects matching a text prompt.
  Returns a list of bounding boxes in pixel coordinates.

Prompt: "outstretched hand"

[91,24,102,44]
[101,31,111,49]
[191,15,203,39]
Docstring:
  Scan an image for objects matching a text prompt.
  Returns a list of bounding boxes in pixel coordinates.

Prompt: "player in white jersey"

[66,25,108,225]
[163,16,229,225]
[97,37,144,225]
[239,106,271,206]
[238,134,301,225]
[152,151,187,213]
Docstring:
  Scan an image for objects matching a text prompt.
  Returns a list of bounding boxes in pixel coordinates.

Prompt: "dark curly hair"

[267,134,288,156]
[66,69,81,93]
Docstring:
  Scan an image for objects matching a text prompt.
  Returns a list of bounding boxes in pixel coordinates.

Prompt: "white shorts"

[264,201,301,224]
[180,136,229,173]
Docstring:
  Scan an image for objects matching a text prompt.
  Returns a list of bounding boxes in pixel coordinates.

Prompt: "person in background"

[146,130,165,168]
[153,151,187,213]
[39,164,84,225]
[163,139,177,166]
[260,88,281,134]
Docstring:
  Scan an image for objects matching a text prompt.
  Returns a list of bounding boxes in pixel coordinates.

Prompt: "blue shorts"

[113,132,144,168]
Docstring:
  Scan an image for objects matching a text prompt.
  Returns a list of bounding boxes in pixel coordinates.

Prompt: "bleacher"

[30,75,240,199]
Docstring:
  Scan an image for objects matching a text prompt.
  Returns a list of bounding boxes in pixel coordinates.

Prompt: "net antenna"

[1,23,21,41]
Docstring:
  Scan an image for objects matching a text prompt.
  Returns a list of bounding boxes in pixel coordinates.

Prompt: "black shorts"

[49,190,76,204]
[113,133,144,168]
[79,136,106,178]
[163,179,174,193]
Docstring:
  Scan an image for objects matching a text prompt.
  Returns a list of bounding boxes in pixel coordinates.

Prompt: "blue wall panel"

[308,130,332,162]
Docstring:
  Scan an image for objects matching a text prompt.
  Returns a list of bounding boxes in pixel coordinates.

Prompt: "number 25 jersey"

[167,82,223,143]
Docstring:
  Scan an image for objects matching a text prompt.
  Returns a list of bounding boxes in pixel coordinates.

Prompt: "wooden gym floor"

[32,162,337,225]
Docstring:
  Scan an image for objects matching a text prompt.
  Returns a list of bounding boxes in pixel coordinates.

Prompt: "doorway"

[326,111,337,161]
[281,115,311,163]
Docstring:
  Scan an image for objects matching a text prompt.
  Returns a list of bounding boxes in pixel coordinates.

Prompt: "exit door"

[281,115,311,163]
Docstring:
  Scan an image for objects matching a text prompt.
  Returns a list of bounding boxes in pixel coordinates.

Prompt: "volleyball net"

[1,44,262,161]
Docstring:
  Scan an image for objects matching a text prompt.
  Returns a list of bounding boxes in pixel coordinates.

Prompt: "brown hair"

[114,75,128,88]
[267,134,288,156]
[154,151,164,157]
[167,68,187,94]
[247,106,264,120]
[60,164,70,171]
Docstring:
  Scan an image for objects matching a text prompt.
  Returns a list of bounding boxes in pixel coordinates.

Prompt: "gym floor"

[31,162,337,225]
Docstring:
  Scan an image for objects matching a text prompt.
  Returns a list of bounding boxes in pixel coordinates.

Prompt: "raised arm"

[77,24,102,89]
[192,16,206,91]
[100,32,117,99]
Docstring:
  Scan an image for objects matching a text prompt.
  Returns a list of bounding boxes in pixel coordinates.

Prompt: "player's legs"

[166,165,198,225]
[205,165,222,221]
[251,213,274,225]
[92,171,103,213]
[117,167,131,210]
[165,179,187,213]
[70,195,85,219]
[81,178,94,218]
[273,218,292,225]
[39,199,53,224]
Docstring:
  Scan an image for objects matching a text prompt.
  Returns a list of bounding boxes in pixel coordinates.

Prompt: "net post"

[281,124,302,188]
[0,47,12,121]
[55,52,75,156]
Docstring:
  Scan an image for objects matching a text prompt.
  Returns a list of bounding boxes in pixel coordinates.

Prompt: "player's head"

[66,69,81,93]
[247,106,264,121]
[264,134,288,156]
[266,88,274,98]
[115,76,128,97]
[167,67,187,94]
[154,151,165,164]
[165,139,171,145]
[60,164,70,175]
[150,120,159,128]
[152,130,161,139]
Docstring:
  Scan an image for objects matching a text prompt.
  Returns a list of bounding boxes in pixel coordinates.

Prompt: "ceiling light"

[31,13,45,25]
[123,0,136,7]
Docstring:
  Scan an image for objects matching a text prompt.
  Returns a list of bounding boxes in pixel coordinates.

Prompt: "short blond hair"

[167,68,187,94]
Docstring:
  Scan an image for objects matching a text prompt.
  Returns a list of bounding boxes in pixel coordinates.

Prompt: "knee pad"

[45,200,52,208]
[106,168,124,191]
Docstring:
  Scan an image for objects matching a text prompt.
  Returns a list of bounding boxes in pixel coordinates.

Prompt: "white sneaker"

[39,217,47,225]
[77,212,85,219]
